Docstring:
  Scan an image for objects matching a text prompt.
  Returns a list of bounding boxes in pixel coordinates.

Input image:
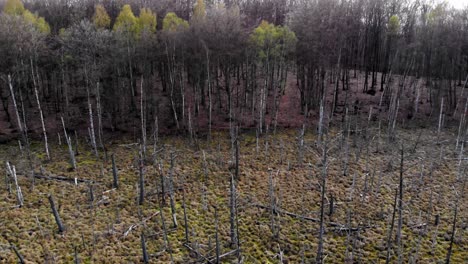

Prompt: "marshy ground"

[0,124,467,263]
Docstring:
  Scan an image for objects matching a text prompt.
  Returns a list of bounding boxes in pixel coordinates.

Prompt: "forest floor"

[0,121,466,263]
[0,70,446,141]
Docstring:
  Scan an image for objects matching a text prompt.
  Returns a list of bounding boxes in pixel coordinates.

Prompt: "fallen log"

[208,249,239,263]
[17,173,95,184]
[183,243,214,264]
[252,204,371,232]
[122,211,160,238]
[10,243,25,264]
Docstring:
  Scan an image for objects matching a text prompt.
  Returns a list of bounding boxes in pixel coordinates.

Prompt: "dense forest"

[0,0,467,263]
[0,0,467,140]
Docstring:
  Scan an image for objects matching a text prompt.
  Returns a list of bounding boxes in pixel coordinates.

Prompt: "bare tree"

[31,58,50,160]
[61,116,76,170]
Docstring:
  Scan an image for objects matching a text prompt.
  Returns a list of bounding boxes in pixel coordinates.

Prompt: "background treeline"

[0,0,467,138]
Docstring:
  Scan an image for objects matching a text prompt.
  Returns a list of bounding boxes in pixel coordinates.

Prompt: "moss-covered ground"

[0,125,466,263]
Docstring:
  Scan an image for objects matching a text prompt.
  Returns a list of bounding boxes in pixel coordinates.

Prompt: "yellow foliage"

[250,20,296,59]
[193,0,206,22]
[162,12,189,32]
[22,9,50,34]
[3,0,25,15]
[35,16,50,34]
[113,4,137,34]
[388,15,400,35]
[93,4,111,29]
[137,8,157,34]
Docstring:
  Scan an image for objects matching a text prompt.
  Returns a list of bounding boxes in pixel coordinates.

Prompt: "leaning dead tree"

[8,74,33,169]
[141,232,149,264]
[48,194,65,233]
[6,162,23,207]
[31,58,50,160]
[445,152,466,264]
[8,74,23,137]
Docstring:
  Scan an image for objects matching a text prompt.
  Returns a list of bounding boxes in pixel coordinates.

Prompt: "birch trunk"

[61,116,76,170]
[31,58,50,160]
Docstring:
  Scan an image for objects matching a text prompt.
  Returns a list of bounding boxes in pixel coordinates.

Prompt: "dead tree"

[74,131,80,156]
[153,116,159,162]
[112,153,119,189]
[8,75,23,136]
[343,109,351,176]
[446,163,466,263]
[437,97,444,145]
[138,148,145,205]
[386,188,399,264]
[188,107,193,143]
[455,98,468,150]
[235,138,240,181]
[141,232,149,264]
[88,183,94,202]
[158,159,166,205]
[9,75,33,169]
[4,163,11,194]
[453,74,468,117]
[31,59,50,160]
[6,162,23,207]
[316,137,328,264]
[268,169,278,239]
[95,82,104,152]
[10,243,25,264]
[387,89,400,142]
[201,150,208,210]
[203,43,212,142]
[74,245,79,264]
[214,206,220,264]
[328,194,334,217]
[396,145,404,264]
[182,188,189,244]
[140,77,147,158]
[297,124,305,166]
[86,81,98,158]
[168,151,178,227]
[61,117,76,170]
[48,194,65,233]
[318,99,324,145]
[159,202,174,263]
[229,174,238,248]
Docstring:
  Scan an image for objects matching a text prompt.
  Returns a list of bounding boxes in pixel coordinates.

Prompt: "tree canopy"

[163,12,189,32]
[93,4,111,29]
[136,7,157,35]
[3,0,24,16]
[113,4,137,35]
